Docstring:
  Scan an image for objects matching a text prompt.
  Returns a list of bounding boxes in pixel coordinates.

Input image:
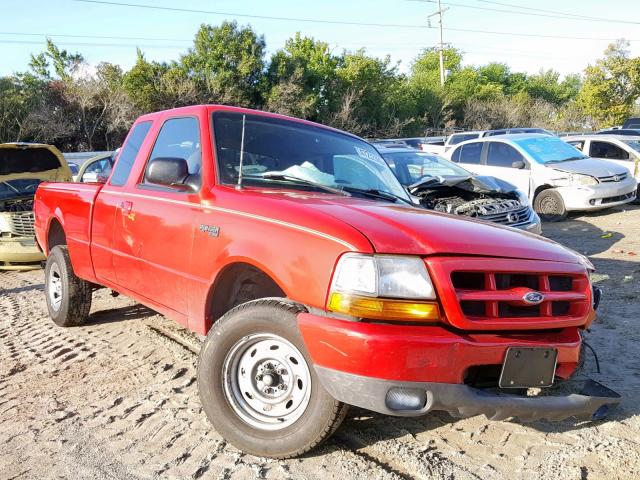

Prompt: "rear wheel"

[44,246,92,327]
[197,299,348,458]
[534,189,567,222]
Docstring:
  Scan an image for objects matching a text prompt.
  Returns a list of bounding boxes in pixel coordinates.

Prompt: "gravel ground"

[1,204,639,480]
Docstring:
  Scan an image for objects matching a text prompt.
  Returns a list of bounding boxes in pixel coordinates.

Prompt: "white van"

[447,134,637,220]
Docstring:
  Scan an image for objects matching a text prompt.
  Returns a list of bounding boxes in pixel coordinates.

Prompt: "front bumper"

[316,366,620,421]
[0,237,45,270]
[558,178,637,211]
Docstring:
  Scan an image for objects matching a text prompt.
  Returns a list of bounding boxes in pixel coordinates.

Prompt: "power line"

[0,31,191,43]
[434,25,637,42]
[410,0,640,25]
[476,0,635,24]
[73,0,430,29]
[0,39,187,49]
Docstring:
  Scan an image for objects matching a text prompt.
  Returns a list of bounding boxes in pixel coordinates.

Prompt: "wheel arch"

[46,217,67,253]
[203,261,290,334]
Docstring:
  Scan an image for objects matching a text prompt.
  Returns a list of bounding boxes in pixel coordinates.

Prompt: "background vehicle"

[447,134,637,220]
[596,129,640,136]
[0,142,73,270]
[35,105,619,458]
[76,151,115,183]
[565,134,640,202]
[622,117,640,129]
[371,137,446,154]
[443,128,553,152]
[379,146,541,233]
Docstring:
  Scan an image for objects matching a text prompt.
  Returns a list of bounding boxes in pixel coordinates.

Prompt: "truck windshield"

[0,179,42,200]
[513,136,588,164]
[212,111,410,201]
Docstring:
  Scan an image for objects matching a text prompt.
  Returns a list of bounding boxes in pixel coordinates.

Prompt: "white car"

[563,134,640,198]
[443,128,553,152]
[446,134,637,220]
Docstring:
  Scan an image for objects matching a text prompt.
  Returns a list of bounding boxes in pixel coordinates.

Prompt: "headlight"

[554,172,598,187]
[327,254,439,322]
[0,214,10,233]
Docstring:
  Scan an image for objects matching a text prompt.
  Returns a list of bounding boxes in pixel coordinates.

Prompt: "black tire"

[197,298,348,458]
[534,189,568,222]
[44,246,92,327]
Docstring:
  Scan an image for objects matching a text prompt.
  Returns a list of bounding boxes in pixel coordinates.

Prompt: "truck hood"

[249,189,580,263]
[550,157,628,178]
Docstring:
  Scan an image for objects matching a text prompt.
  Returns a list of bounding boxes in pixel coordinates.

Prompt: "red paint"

[34,105,593,386]
[297,313,580,382]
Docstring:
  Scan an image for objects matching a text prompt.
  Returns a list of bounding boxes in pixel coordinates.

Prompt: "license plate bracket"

[499,347,558,388]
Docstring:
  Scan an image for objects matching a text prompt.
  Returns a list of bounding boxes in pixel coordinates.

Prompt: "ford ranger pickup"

[34,105,620,459]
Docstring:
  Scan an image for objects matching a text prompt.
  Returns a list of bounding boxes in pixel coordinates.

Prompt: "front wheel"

[197,299,348,458]
[534,188,568,222]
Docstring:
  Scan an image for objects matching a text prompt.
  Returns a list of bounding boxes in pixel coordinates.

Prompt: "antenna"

[236,114,246,189]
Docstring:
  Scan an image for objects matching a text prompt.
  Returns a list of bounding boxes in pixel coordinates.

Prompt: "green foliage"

[578,40,640,127]
[1,28,638,150]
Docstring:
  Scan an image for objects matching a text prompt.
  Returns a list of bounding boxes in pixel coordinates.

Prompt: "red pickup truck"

[34,105,619,458]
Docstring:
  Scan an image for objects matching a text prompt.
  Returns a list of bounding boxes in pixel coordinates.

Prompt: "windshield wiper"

[243,173,349,196]
[546,156,587,164]
[341,186,414,205]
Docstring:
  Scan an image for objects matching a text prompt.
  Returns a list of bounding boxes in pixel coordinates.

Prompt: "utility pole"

[428,0,448,86]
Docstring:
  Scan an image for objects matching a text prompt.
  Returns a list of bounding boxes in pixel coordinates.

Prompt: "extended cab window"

[456,142,483,164]
[589,141,629,160]
[486,142,525,168]
[110,121,152,186]
[146,117,202,176]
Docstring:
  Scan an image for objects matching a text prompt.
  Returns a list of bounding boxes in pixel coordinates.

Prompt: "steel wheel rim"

[48,262,63,311]
[222,333,312,430]
[540,196,561,215]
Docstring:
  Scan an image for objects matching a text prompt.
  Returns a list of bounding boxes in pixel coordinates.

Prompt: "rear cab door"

[91,121,153,284]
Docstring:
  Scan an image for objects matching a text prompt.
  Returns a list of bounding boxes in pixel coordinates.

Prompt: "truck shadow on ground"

[85,304,156,326]
[0,282,44,295]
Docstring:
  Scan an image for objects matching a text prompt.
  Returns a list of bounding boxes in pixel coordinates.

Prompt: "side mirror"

[146,157,188,187]
[512,160,526,169]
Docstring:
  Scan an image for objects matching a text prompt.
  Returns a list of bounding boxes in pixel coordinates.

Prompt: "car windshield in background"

[621,139,640,153]
[513,136,588,164]
[0,179,42,200]
[382,151,471,185]
[212,111,410,200]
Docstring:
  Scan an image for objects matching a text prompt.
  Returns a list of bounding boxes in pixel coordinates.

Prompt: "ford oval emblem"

[523,291,545,305]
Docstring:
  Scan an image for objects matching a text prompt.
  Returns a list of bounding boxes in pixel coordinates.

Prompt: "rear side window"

[457,142,483,164]
[147,117,202,175]
[449,133,480,145]
[110,121,152,186]
[486,142,524,167]
[589,141,629,160]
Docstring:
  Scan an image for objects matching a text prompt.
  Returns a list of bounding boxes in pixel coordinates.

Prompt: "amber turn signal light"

[327,292,440,322]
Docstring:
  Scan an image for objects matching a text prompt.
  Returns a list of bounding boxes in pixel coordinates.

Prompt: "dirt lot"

[1,205,639,480]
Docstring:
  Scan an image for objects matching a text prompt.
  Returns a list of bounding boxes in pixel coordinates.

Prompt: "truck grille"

[8,212,36,237]
[426,257,592,331]
[477,205,532,227]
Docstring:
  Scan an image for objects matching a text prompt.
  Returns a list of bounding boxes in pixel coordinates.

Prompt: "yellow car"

[0,143,73,270]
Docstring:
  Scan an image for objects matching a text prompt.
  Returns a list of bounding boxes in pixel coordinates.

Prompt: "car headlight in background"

[327,253,440,322]
[0,214,10,233]
[553,171,599,187]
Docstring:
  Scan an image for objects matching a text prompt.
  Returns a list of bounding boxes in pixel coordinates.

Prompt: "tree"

[578,39,640,127]
[266,33,340,121]
[180,21,265,106]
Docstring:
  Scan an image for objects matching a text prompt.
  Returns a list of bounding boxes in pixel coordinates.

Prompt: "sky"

[1,0,639,78]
